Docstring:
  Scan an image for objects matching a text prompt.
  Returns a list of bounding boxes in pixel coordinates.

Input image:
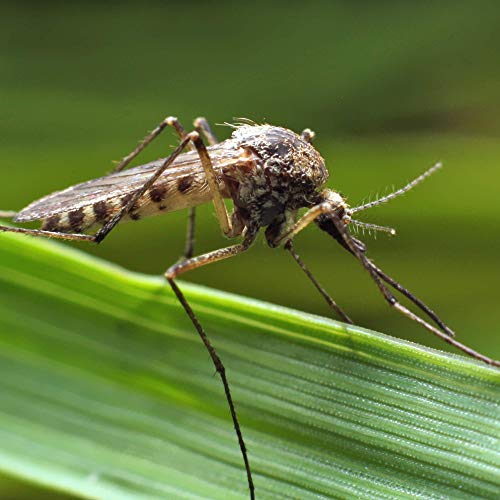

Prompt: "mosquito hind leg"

[165,230,257,500]
[0,209,93,242]
[0,225,95,242]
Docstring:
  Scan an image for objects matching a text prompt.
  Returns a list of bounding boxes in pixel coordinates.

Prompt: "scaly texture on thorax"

[221,125,328,228]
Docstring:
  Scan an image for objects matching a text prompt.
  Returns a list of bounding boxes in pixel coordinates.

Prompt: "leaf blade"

[0,231,498,499]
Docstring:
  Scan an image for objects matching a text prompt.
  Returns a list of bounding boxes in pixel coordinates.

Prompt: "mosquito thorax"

[223,124,329,230]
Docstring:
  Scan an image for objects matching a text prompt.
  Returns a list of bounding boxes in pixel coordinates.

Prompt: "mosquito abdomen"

[41,202,117,233]
[37,177,213,233]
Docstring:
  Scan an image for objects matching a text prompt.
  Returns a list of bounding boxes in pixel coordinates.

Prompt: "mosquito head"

[316,162,443,241]
[313,188,352,247]
[313,188,393,249]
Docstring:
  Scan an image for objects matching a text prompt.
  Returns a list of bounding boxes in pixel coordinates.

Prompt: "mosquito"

[1,116,498,499]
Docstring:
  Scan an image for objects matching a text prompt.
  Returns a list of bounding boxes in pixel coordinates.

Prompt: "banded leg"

[327,213,500,367]
[165,230,257,500]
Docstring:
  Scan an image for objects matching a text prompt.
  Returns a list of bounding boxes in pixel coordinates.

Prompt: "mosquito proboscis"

[1,116,498,499]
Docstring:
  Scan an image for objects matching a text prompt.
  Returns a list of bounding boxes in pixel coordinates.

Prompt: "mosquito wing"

[14,143,242,230]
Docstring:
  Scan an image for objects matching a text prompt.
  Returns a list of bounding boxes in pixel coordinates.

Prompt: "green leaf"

[0,231,498,499]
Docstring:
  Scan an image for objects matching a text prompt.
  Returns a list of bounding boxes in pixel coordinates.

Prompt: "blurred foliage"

[0,1,499,495]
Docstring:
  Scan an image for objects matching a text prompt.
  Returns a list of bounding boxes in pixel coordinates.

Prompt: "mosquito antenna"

[350,162,442,214]
[350,219,396,236]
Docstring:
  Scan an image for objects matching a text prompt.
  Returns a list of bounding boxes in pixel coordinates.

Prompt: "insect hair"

[349,162,442,214]
[349,219,396,236]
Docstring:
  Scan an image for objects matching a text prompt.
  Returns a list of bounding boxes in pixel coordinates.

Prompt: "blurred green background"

[1,1,500,495]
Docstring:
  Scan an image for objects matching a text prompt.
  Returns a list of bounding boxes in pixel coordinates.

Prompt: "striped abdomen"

[36,172,224,233]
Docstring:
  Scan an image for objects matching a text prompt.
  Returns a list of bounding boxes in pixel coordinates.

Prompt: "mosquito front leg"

[165,230,257,500]
[328,213,500,367]
[275,202,334,246]
[285,240,353,324]
[282,197,457,338]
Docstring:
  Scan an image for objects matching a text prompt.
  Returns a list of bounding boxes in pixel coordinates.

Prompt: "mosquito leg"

[124,114,232,241]
[111,116,190,173]
[285,240,353,324]
[189,133,232,237]
[328,214,500,367]
[95,133,196,243]
[136,116,225,257]
[181,118,220,260]
[167,230,256,279]
[278,200,456,338]
[165,230,257,500]
[194,117,219,146]
[183,207,197,260]
[275,202,333,246]
[0,225,95,242]
[369,261,456,338]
